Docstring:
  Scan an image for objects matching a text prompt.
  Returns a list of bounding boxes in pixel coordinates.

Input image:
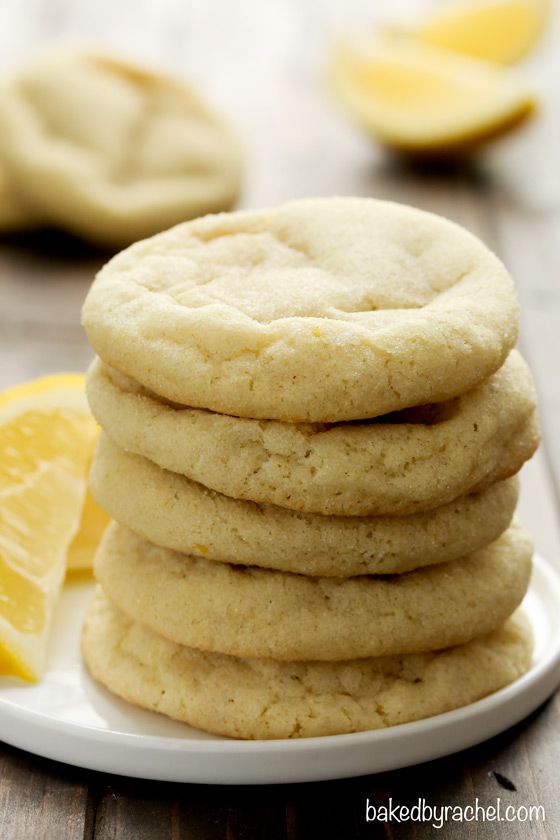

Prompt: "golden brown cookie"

[82,197,519,421]
[82,589,533,739]
[87,350,537,516]
[93,521,532,661]
[91,435,519,577]
[0,50,243,246]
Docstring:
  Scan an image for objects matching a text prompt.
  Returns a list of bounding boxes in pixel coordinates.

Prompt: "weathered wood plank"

[0,743,94,840]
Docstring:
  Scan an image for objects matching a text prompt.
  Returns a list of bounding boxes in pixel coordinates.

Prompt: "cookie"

[87,350,537,516]
[94,521,532,661]
[82,197,518,422]
[0,165,37,231]
[0,50,243,247]
[91,435,519,577]
[82,589,533,739]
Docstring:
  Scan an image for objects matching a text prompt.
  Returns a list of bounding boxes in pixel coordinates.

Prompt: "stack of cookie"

[81,197,538,739]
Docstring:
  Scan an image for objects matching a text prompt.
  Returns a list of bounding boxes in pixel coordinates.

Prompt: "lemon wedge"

[67,485,109,571]
[415,0,548,65]
[0,373,98,680]
[329,38,535,153]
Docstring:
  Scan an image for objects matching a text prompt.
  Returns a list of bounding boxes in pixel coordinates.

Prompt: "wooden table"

[1,1,559,837]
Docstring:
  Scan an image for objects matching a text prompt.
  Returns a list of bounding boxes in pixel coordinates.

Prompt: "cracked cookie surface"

[0,50,242,246]
[93,521,532,661]
[82,589,532,739]
[82,197,519,421]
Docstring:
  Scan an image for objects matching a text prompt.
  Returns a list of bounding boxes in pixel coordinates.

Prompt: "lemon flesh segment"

[0,374,97,681]
[329,39,535,153]
[67,486,110,571]
[416,0,548,65]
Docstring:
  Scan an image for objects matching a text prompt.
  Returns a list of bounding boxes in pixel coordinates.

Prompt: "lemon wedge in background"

[0,373,98,680]
[329,38,535,153]
[414,0,548,65]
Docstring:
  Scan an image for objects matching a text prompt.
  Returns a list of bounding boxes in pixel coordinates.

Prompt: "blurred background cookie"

[0,50,243,247]
[0,164,38,232]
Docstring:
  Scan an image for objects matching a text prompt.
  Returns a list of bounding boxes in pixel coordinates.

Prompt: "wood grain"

[0,743,94,840]
[0,0,559,837]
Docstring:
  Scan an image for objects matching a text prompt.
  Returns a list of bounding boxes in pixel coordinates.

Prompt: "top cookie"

[82,197,519,421]
[0,51,243,247]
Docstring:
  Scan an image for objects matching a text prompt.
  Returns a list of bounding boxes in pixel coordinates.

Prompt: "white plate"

[0,554,559,785]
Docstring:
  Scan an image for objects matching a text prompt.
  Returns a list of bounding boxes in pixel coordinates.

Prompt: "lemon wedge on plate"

[0,373,98,680]
[415,0,548,65]
[67,485,109,571]
[329,37,535,153]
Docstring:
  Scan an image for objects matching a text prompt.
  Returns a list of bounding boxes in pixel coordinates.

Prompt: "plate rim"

[0,553,559,782]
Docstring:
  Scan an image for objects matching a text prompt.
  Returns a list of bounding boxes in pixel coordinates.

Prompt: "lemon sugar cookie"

[82,197,519,422]
[0,51,243,247]
[91,435,519,578]
[94,521,532,662]
[82,589,533,740]
[0,165,38,232]
[87,350,537,516]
